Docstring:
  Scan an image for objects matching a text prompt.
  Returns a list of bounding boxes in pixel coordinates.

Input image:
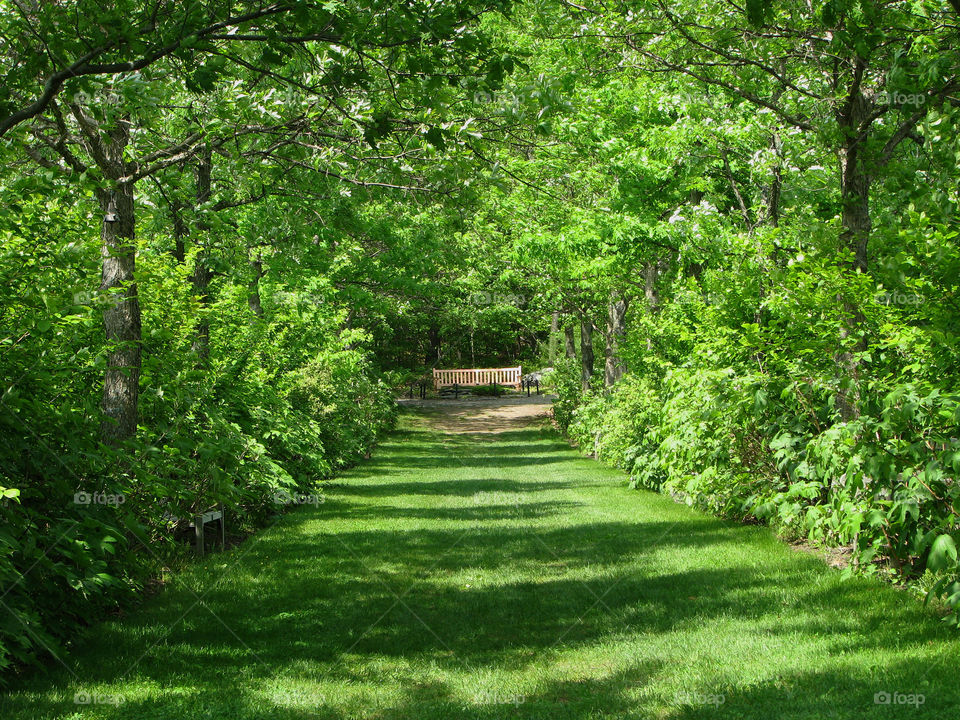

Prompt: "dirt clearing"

[397,395,555,434]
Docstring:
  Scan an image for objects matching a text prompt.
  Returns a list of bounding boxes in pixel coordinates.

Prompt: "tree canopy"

[2,0,960,678]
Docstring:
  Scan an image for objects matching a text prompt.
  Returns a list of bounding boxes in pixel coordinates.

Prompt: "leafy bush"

[555,219,960,622]
[0,225,397,679]
[550,358,582,432]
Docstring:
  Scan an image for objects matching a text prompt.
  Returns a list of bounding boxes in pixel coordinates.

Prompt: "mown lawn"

[2,408,958,719]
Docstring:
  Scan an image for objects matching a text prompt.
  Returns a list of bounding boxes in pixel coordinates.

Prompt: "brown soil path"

[396,395,555,434]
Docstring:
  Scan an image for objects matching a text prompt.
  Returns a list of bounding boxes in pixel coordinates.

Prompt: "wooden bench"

[160,506,226,555]
[433,367,522,390]
[190,508,225,556]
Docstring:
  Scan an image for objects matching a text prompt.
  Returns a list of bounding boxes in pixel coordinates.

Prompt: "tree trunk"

[426,325,441,366]
[564,324,577,359]
[171,201,186,264]
[98,181,141,445]
[765,131,782,229]
[67,108,141,444]
[190,146,213,361]
[839,140,871,274]
[548,311,559,366]
[835,87,872,421]
[754,134,782,342]
[248,251,264,318]
[580,316,594,392]
[190,263,212,359]
[604,292,628,388]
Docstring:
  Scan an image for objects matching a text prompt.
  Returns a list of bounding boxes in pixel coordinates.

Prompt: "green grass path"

[3,408,960,719]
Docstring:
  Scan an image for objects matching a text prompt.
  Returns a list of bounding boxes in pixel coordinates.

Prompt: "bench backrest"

[433,367,522,388]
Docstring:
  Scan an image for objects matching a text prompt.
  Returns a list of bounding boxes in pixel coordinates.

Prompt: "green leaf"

[425,126,446,150]
[928,534,958,572]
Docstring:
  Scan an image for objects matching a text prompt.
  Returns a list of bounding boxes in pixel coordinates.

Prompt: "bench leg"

[194,516,204,556]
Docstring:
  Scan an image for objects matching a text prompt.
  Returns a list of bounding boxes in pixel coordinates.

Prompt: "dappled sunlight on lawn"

[2,406,958,719]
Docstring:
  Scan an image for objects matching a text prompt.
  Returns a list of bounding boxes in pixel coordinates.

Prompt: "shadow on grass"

[333,477,587,499]
[356,427,577,472]
[1,418,958,719]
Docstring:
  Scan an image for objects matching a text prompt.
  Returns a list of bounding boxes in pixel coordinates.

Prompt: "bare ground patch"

[398,395,555,434]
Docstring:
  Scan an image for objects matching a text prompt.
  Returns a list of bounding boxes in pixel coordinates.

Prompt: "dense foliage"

[0,0,529,678]
[2,0,960,685]
[0,180,400,673]
[503,0,960,620]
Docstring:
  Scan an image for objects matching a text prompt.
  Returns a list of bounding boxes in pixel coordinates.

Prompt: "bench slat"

[433,366,522,390]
